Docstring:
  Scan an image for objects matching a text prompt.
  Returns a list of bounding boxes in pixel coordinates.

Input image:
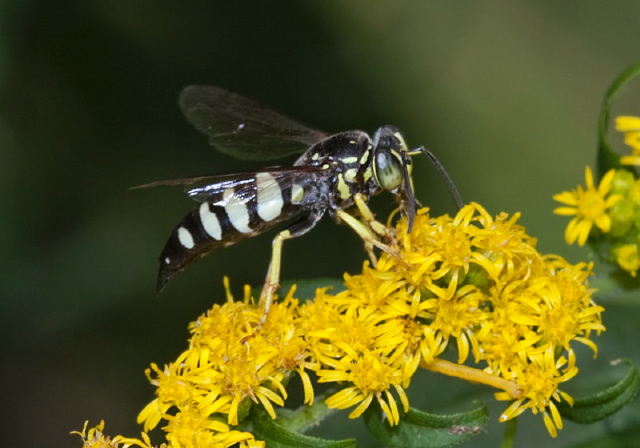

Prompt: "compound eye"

[375,150,404,191]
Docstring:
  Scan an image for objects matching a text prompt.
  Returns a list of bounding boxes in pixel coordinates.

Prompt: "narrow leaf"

[363,402,488,448]
[558,359,639,424]
[251,406,355,448]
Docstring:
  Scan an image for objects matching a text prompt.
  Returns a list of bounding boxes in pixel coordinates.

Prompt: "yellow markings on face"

[363,167,373,182]
[322,164,330,169]
[340,156,359,164]
[312,153,320,161]
[406,157,413,175]
[345,167,358,182]
[349,140,356,144]
[393,131,408,151]
[360,150,370,166]
[337,174,351,199]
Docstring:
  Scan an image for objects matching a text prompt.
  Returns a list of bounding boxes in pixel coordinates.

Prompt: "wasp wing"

[179,85,328,161]
[133,172,254,190]
[133,166,326,203]
[185,165,325,203]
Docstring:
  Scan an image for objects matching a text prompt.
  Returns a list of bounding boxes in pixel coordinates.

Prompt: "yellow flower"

[316,203,604,436]
[497,347,577,438]
[613,243,640,276]
[137,348,227,432]
[319,349,411,426]
[73,421,120,448]
[425,285,484,363]
[162,407,254,448]
[553,166,621,245]
[72,421,160,448]
[95,203,603,444]
[136,281,314,447]
[616,115,640,164]
[300,271,422,424]
[394,209,476,300]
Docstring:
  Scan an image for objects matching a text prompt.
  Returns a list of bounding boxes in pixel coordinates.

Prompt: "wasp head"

[371,125,417,232]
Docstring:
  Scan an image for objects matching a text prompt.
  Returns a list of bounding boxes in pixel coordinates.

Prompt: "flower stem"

[424,358,523,399]
[500,416,518,448]
[276,390,340,433]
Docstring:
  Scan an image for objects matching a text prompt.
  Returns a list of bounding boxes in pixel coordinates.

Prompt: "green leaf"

[597,63,640,178]
[558,358,640,424]
[363,402,488,448]
[250,406,355,448]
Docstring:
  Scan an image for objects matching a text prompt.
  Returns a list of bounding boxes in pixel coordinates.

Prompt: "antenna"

[401,152,417,232]
[409,146,464,210]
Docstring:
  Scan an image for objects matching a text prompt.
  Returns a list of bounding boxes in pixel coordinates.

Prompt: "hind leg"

[242,213,322,342]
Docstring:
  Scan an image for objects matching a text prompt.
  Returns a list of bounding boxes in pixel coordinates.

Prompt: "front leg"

[353,193,396,241]
[336,194,404,267]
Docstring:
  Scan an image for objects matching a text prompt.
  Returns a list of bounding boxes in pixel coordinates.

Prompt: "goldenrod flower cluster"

[554,116,640,276]
[76,203,604,447]
[314,203,603,437]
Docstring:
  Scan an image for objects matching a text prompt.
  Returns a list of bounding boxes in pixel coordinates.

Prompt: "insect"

[140,86,462,329]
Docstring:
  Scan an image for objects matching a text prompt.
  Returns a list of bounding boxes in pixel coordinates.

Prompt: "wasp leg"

[337,194,404,267]
[353,193,395,240]
[335,208,394,267]
[242,213,322,343]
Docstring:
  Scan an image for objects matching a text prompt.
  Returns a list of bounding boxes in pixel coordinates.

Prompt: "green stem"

[276,389,340,433]
[499,417,518,448]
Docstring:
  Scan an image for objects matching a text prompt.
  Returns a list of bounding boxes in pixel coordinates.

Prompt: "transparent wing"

[133,165,325,203]
[187,165,325,204]
[133,172,253,190]
[179,85,328,161]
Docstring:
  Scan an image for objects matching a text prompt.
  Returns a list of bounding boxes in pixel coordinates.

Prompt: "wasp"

[140,86,462,330]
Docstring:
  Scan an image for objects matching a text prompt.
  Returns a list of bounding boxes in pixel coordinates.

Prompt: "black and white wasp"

[141,86,462,312]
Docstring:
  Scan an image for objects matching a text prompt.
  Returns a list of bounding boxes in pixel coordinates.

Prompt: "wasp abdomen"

[157,172,315,292]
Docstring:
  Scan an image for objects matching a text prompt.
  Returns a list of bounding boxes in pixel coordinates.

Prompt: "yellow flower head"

[613,243,640,276]
[320,348,411,426]
[305,203,603,436]
[83,205,604,444]
[136,281,314,447]
[72,421,160,448]
[616,115,640,165]
[553,166,621,245]
[497,347,577,438]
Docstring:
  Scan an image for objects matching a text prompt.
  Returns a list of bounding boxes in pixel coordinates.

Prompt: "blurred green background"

[2,1,640,447]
